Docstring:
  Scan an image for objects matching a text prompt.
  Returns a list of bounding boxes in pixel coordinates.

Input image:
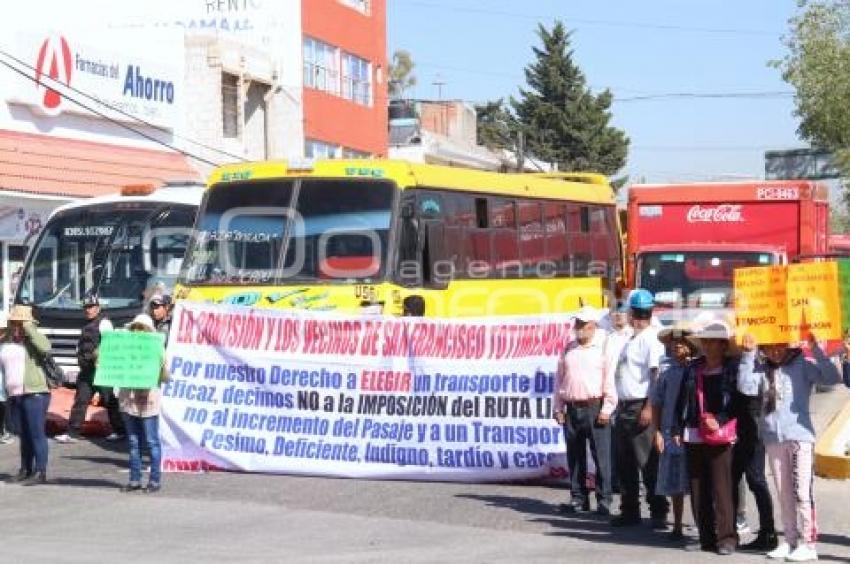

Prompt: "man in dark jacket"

[55,293,125,443]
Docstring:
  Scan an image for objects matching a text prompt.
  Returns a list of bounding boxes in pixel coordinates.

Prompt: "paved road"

[1,388,849,563]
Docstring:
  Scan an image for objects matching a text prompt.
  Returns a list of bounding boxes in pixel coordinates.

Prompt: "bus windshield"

[638,251,775,309]
[17,204,196,310]
[182,179,395,285]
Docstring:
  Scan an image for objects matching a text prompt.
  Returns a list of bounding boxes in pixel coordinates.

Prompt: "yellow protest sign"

[734,265,789,344]
[786,262,842,341]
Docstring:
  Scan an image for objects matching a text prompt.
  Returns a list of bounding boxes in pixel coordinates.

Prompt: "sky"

[387,0,803,183]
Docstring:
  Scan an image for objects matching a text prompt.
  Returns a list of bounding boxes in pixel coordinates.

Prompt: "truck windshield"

[182,179,395,285]
[16,204,196,310]
[638,251,774,309]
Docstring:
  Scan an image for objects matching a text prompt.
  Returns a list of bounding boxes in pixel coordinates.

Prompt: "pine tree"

[511,21,629,175]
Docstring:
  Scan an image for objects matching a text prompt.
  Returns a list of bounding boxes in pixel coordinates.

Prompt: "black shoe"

[144,482,161,494]
[596,505,611,517]
[23,471,47,485]
[610,514,641,527]
[667,529,685,542]
[9,469,32,483]
[740,531,778,552]
[650,516,669,531]
[559,502,587,514]
[717,545,735,556]
[121,482,142,493]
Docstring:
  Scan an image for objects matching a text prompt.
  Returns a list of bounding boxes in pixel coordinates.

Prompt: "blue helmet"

[628,288,654,310]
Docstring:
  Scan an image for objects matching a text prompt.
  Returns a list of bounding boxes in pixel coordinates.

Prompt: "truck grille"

[41,327,81,384]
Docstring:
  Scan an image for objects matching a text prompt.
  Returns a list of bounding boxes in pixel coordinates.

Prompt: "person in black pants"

[732,389,778,551]
[54,293,125,443]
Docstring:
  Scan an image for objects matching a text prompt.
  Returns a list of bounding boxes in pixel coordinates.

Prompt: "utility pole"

[432,75,447,135]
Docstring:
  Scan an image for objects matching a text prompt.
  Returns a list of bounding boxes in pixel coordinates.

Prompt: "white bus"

[13,181,204,382]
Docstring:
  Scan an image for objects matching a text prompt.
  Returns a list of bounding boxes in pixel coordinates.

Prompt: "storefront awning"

[0,130,201,198]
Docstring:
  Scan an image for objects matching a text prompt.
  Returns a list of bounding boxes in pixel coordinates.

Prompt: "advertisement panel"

[6,29,183,129]
[636,202,800,255]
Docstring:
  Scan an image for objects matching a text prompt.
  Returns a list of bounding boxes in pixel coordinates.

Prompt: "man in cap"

[553,306,617,515]
[55,293,125,443]
[611,288,669,529]
[148,294,173,340]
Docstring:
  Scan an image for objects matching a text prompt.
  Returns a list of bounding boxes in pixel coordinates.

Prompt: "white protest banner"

[160,302,576,481]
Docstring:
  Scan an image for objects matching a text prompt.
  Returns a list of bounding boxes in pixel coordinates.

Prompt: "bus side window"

[518,201,543,276]
[490,198,519,278]
[567,204,592,276]
[543,202,569,276]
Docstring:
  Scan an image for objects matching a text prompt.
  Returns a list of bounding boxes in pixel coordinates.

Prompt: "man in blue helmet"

[611,288,669,529]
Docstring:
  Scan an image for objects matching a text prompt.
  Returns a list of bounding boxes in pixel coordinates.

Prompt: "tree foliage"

[510,21,629,176]
[389,50,417,99]
[475,99,514,150]
[775,1,850,168]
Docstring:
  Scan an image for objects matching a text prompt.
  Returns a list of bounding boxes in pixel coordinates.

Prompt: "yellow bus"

[174,159,622,316]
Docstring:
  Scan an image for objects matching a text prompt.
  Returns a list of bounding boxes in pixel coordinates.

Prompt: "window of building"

[340,0,370,14]
[303,37,339,95]
[221,72,239,139]
[341,147,370,159]
[305,139,340,159]
[342,52,371,105]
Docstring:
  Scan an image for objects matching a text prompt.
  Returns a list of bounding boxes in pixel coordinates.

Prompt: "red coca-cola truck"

[626,180,830,323]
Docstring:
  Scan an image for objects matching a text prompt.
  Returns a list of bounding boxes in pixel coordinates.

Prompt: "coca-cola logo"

[686,204,744,223]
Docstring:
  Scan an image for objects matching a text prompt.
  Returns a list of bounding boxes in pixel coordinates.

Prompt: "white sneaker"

[736,515,751,535]
[54,433,75,444]
[767,543,792,559]
[0,433,15,445]
[786,544,818,562]
[105,433,125,442]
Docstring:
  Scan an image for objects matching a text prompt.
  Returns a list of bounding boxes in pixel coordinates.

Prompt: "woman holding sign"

[739,332,840,562]
[117,314,168,493]
[0,305,51,484]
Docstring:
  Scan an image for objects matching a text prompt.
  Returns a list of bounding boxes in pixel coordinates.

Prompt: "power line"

[401,1,780,36]
[615,91,794,102]
[0,47,247,164]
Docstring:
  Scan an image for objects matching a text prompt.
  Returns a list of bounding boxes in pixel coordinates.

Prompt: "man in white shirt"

[611,289,669,529]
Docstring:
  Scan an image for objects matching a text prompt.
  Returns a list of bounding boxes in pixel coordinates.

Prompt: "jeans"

[563,399,613,511]
[122,413,161,485]
[614,399,668,519]
[9,393,50,474]
[69,374,125,435]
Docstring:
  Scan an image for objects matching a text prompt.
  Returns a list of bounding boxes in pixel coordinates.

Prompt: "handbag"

[696,367,737,445]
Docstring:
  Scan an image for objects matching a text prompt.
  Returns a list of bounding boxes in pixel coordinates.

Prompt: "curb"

[814,397,850,479]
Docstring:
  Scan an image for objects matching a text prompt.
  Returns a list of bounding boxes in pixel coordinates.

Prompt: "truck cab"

[636,243,785,325]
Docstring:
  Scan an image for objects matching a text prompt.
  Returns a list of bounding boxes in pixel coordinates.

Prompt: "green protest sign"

[94,331,164,389]
[838,259,850,334]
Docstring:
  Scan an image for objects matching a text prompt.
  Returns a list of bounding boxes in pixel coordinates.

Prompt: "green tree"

[510,21,629,176]
[475,99,515,150]
[775,1,850,171]
[389,50,417,99]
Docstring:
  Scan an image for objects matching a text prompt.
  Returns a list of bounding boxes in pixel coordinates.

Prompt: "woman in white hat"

[0,305,52,484]
[671,321,738,556]
[118,314,169,493]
